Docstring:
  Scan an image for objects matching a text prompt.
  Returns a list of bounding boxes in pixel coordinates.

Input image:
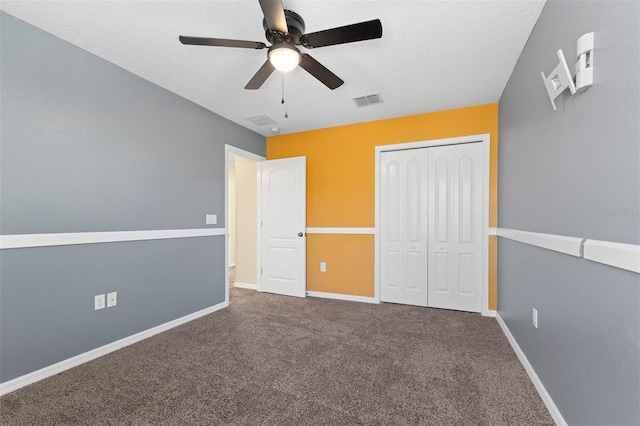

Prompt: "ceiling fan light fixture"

[268,44,301,72]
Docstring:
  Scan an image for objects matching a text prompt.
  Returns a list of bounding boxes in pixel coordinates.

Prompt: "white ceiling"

[1,1,545,137]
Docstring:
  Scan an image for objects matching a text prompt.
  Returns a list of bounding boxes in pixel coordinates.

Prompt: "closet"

[380,142,483,312]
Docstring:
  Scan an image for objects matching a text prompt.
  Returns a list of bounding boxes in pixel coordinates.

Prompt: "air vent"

[353,93,383,107]
[246,115,276,126]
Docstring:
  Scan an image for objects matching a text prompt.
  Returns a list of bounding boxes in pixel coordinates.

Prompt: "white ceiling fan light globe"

[268,45,301,72]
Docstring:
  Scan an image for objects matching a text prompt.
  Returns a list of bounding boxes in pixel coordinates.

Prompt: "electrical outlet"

[532,308,538,328]
[205,214,217,225]
[107,291,117,308]
[320,262,326,272]
[95,294,105,310]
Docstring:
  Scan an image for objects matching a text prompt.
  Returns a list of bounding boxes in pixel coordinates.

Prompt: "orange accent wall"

[268,103,498,309]
[307,234,374,297]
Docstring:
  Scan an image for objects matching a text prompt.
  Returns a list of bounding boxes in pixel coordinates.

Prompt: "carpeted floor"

[1,287,553,425]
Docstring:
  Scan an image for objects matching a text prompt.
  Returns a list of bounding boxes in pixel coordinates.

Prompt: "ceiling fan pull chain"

[283,73,289,118]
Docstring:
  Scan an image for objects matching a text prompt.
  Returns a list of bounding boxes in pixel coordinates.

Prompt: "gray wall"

[0,12,265,382]
[498,1,639,425]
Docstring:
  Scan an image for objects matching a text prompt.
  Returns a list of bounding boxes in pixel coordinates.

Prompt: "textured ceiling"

[1,1,545,137]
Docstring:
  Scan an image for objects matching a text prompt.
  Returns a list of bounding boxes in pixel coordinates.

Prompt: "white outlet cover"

[95,294,105,310]
[320,262,326,272]
[532,308,538,328]
[206,214,217,225]
[107,291,117,308]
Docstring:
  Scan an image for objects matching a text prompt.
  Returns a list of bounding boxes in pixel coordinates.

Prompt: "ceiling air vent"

[246,114,276,126]
[353,93,383,107]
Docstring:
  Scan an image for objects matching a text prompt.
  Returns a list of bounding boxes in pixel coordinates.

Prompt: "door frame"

[224,144,266,305]
[374,134,492,316]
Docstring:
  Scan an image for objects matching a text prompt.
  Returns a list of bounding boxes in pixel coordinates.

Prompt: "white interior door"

[427,143,483,312]
[261,156,306,298]
[380,149,428,307]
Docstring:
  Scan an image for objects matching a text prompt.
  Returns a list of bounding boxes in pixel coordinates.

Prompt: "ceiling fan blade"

[299,54,344,90]
[179,36,266,49]
[301,19,382,48]
[245,60,276,90]
[259,0,288,33]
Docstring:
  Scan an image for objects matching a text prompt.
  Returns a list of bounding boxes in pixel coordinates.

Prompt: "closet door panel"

[428,143,482,312]
[380,149,427,307]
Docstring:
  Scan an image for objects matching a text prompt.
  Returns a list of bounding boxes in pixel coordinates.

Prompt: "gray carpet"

[1,287,553,425]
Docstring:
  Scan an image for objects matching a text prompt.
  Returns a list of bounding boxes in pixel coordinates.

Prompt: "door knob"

[298,232,304,237]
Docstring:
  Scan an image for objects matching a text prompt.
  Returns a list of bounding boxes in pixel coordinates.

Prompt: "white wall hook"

[541,49,576,110]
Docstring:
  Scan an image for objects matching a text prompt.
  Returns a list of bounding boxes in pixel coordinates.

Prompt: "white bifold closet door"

[380,143,483,312]
[427,143,482,312]
[380,149,429,307]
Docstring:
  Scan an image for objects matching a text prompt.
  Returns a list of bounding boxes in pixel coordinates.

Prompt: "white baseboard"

[228,263,236,267]
[0,301,228,396]
[306,291,378,304]
[496,313,566,426]
[233,282,257,290]
[483,309,497,318]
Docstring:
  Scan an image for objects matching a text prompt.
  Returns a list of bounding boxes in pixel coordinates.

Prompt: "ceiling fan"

[179,0,383,90]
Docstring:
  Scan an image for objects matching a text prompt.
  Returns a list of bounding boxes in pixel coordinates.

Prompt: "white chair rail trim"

[0,228,226,249]
[496,228,584,257]
[497,228,639,274]
[583,239,640,273]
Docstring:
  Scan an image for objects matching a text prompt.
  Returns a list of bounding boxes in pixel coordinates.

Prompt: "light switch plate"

[95,294,105,310]
[320,262,326,272]
[206,214,217,225]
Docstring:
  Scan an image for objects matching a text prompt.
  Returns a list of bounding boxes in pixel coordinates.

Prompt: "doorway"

[225,145,265,304]
[374,135,491,315]
[224,146,307,303]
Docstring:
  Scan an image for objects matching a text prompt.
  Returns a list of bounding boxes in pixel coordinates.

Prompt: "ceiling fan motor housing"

[263,9,305,44]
